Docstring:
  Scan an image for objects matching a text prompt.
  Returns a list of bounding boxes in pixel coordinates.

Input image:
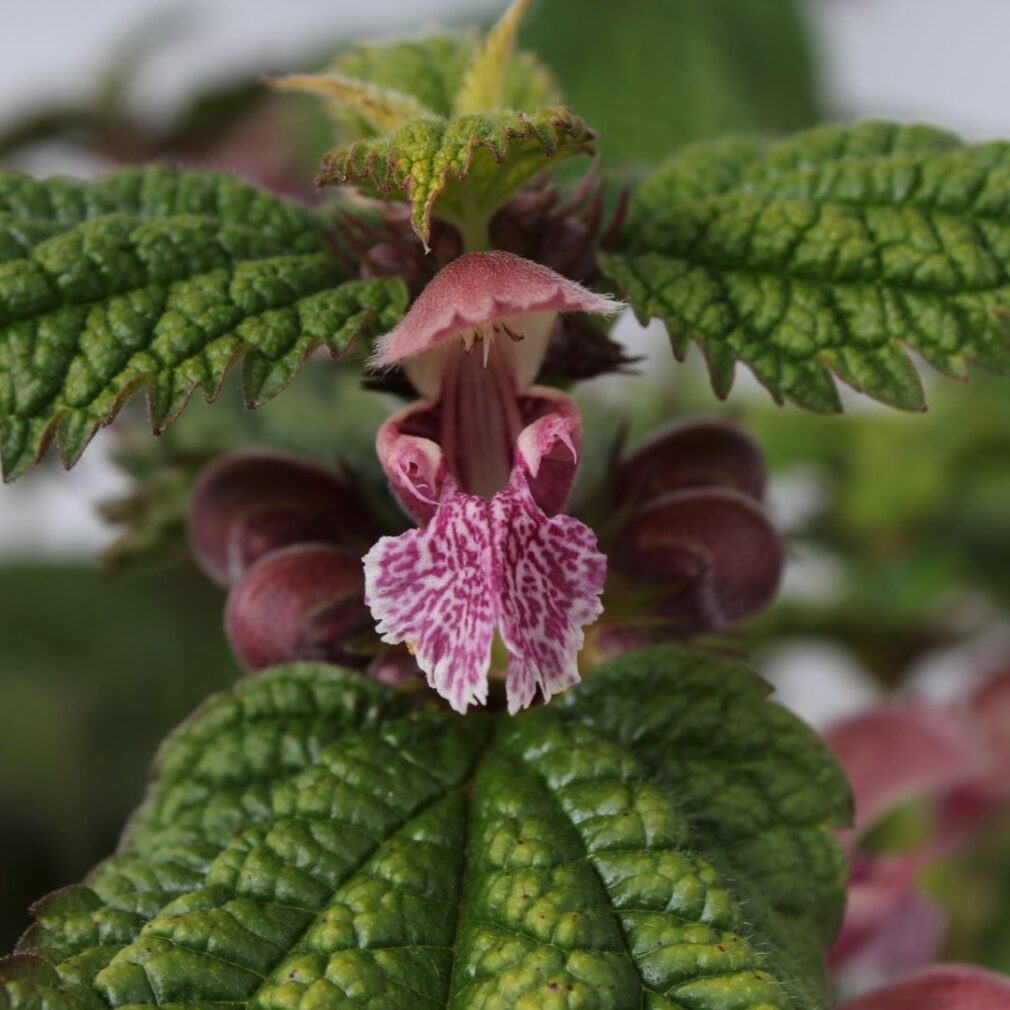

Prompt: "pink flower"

[824,702,994,989]
[362,251,620,714]
[839,965,1010,1010]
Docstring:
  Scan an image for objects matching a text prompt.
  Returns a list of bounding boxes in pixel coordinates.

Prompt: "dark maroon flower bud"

[188,449,374,586]
[616,487,784,635]
[536,314,638,385]
[340,202,462,299]
[490,172,604,283]
[617,417,767,508]
[225,543,371,671]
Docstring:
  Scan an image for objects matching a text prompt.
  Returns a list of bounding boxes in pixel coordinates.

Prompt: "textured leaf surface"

[0,166,407,479]
[319,107,593,245]
[328,33,558,130]
[2,646,849,1009]
[602,121,1010,411]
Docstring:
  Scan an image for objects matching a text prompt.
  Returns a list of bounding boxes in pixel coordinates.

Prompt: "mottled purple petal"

[377,388,585,523]
[362,471,606,714]
[363,490,496,713]
[492,476,606,714]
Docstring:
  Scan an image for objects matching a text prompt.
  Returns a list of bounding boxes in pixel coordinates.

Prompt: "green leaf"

[2,645,849,1009]
[327,32,559,128]
[271,74,431,136]
[602,121,1010,412]
[0,166,407,480]
[453,0,534,116]
[275,29,560,157]
[521,0,819,167]
[282,18,580,247]
[318,106,594,247]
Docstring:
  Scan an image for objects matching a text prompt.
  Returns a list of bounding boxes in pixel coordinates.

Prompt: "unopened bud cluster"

[605,417,784,643]
[187,450,376,671]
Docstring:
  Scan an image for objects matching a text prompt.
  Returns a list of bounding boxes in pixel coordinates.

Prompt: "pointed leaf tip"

[270,73,431,134]
[455,0,536,115]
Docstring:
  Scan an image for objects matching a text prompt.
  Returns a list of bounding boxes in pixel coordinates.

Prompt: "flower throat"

[439,324,525,498]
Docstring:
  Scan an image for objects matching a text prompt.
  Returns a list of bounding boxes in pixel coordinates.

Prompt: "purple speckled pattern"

[363,251,616,713]
[363,468,606,714]
[492,476,607,714]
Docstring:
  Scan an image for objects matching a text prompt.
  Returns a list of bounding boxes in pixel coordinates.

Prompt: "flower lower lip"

[363,467,606,714]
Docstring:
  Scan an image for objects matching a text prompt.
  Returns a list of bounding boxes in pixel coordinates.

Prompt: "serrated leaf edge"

[1,284,403,482]
[600,251,953,414]
[317,106,594,245]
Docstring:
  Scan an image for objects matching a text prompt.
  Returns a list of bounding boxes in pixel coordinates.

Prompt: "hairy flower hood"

[363,251,619,714]
[371,250,620,391]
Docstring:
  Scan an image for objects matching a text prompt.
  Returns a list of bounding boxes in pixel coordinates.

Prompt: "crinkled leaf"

[319,106,594,244]
[327,33,559,133]
[602,121,1010,412]
[0,166,407,480]
[2,645,849,1009]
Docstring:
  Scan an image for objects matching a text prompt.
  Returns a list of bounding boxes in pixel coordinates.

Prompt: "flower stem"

[458,212,492,252]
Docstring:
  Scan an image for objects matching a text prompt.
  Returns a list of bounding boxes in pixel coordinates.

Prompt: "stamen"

[461,329,479,353]
[483,328,492,367]
[501,321,524,343]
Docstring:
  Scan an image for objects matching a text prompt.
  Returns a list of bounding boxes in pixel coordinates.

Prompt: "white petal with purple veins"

[363,471,606,714]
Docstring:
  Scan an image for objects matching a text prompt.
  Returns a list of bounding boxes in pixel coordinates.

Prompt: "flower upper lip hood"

[363,251,618,714]
[370,249,622,396]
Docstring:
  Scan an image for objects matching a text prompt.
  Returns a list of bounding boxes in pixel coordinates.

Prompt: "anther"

[501,322,524,342]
